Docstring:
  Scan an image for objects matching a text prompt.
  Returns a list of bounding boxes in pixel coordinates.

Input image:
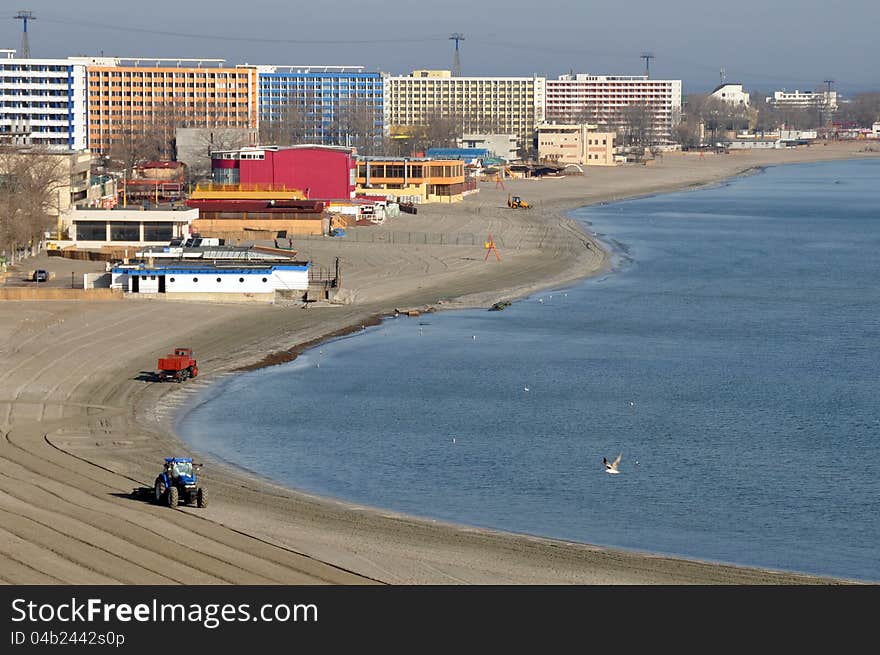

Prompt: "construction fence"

[294,230,505,248]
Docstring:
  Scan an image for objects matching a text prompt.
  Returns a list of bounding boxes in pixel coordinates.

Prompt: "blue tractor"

[153,457,207,508]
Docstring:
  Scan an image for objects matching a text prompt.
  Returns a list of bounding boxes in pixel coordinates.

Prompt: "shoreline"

[2,144,877,584]
[166,153,872,582]
[222,161,772,377]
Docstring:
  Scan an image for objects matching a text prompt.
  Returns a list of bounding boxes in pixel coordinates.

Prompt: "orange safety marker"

[484,233,501,261]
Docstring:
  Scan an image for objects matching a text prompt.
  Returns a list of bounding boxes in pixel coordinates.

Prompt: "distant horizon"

[2,1,878,96]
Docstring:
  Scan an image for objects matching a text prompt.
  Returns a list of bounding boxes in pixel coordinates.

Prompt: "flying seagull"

[604,453,622,475]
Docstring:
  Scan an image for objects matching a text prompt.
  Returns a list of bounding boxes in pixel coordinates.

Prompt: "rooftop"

[114,260,310,274]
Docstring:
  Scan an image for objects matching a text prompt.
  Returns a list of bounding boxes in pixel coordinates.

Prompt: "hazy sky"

[3,0,878,94]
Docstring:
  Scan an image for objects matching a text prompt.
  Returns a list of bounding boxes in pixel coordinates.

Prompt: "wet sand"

[1,142,876,584]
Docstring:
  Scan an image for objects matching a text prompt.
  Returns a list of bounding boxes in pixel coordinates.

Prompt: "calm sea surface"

[178,159,880,581]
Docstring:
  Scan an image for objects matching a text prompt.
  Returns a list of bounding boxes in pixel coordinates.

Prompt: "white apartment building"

[545,73,682,144]
[768,89,838,110]
[0,49,88,149]
[711,83,750,107]
[384,70,545,153]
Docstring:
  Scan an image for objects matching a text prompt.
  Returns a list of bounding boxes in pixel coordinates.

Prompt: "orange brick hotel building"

[73,57,258,155]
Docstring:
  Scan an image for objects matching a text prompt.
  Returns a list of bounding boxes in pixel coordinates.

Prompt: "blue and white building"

[245,65,385,147]
[0,49,87,149]
[111,252,311,301]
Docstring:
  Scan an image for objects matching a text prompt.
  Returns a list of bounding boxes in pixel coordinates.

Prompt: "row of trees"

[675,90,880,148]
[0,145,66,265]
[834,92,880,127]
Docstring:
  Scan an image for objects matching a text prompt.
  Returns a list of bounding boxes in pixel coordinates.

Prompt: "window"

[143,222,172,242]
[239,277,244,283]
[110,222,139,242]
[193,277,199,283]
[75,221,106,241]
[216,277,222,283]
[262,277,268,283]
[170,277,176,283]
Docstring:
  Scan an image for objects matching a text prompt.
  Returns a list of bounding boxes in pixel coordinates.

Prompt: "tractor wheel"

[154,478,166,504]
[197,487,208,508]
[168,486,179,507]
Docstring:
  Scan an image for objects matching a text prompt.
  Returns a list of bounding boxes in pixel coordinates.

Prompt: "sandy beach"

[1,142,877,584]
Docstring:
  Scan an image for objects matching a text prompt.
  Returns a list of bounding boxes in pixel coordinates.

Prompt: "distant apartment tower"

[0,49,87,149]
[545,73,682,144]
[74,57,258,156]
[246,65,384,151]
[384,70,546,154]
[767,89,838,111]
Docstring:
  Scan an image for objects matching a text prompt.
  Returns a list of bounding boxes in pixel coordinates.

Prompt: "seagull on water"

[604,453,622,475]
[523,386,530,392]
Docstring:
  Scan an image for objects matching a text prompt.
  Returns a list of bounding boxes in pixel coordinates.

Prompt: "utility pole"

[822,79,835,126]
[449,33,465,77]
[641,51,654,78]
[14,10,36,58]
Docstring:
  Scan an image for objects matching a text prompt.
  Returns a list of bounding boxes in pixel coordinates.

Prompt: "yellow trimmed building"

[356,157,465,203]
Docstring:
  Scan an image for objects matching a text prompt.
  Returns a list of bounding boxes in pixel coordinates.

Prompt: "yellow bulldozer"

[507,194,530,209]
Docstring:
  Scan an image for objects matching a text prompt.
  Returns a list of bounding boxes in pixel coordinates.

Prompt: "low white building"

[872,122,880,138]
[780,129,817,141]
[768,89,838,110]
[728,139,782,150]
[457,134,518,160]
[66,208,197,248]
[111,261,310,301]
[711,83,750,107]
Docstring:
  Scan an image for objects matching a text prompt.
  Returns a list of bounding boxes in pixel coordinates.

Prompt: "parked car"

[33,269,48,283]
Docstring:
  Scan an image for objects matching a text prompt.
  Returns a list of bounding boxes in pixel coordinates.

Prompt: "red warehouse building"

[211,145,356,199]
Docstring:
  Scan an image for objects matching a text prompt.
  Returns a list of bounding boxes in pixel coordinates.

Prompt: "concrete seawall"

[0,288,122,301]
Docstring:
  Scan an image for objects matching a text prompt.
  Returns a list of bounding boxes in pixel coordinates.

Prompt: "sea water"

[177,159,880,581]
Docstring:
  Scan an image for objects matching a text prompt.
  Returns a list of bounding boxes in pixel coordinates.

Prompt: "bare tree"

[330,98,384,155]
[109,126,163,179]
[181,127,255,184]
[836,92,880,127]
[259,91,318,146]
[414,111,463,151]
[618,102,653,157]
[0,145,67,264]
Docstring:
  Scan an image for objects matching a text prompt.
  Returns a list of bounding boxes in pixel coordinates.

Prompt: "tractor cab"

[507,194,530,209]
[165,457,197,485]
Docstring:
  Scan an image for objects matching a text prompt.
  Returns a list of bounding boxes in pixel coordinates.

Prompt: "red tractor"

[157,347,199,383]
